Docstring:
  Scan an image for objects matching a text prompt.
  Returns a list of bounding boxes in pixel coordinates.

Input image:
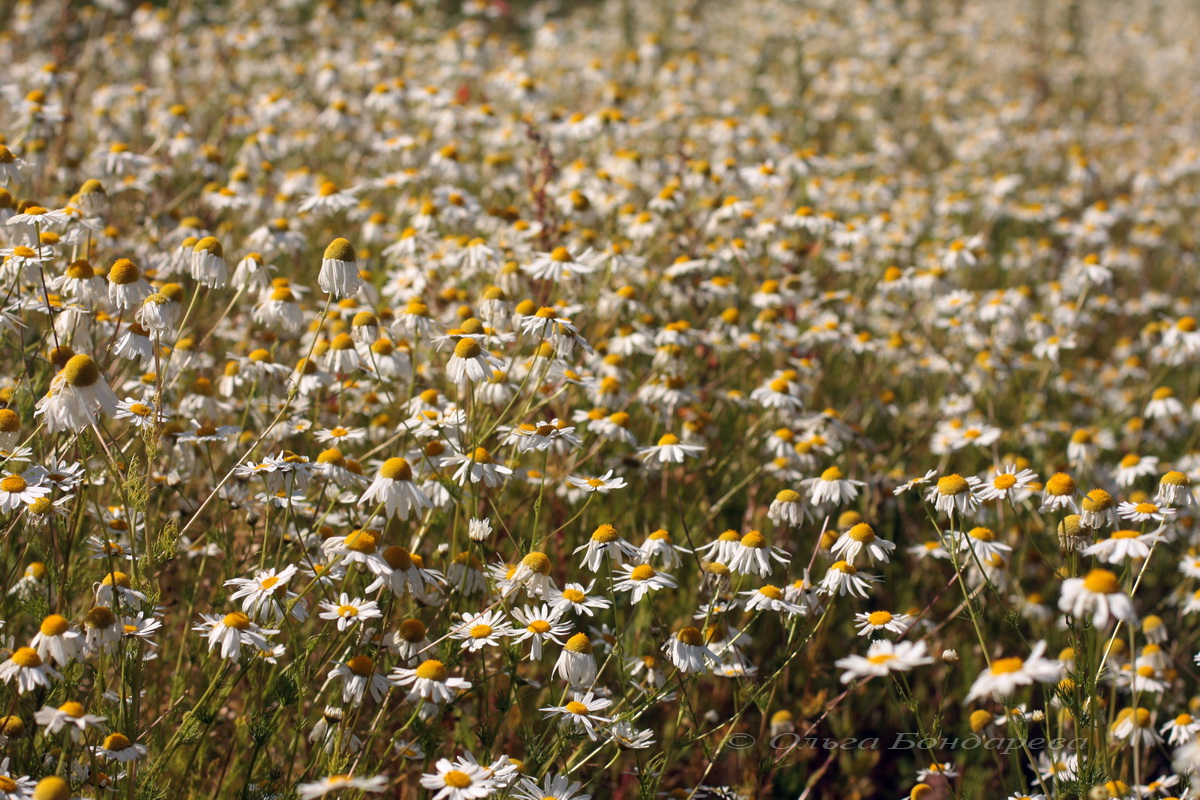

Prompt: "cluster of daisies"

[2,0,1200,799]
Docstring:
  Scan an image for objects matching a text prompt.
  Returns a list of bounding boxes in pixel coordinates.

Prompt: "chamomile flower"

[1059,569,1138,627]
[964,641,1062,702]
[391,659,472,704]
[318,595,383,631]
[927,473,982,516]
[854,610,911,636]
[612,563,678,602]
[192,612,278,661]
[540,691,611,739]
[830,523,896,565]
[835,640,933,682]
[976,465,1038,502]
[573,524,640,570]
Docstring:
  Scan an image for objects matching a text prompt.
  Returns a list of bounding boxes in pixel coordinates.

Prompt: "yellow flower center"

[937,475,968,495]
[222,612,251,630]
[1083,569,1120,594]
[415,659,447,681]
[630,564,656,581]
[11,647,42,668]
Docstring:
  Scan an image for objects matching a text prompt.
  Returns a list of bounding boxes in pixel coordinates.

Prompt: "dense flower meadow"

[2,0,1200,798]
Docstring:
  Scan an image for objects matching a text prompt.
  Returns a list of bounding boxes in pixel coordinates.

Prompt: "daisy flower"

[975,465,1038,502]
[1080,489,1119,529]
[0,648,61,692]
[1059,569,1137,628]
[573,523,640,571]
[854,610,911,636]
[545,582,611,617]
[391,659,472,704]
[34,701,107,740]
[297,774,389,799]
[739,584,805,616]
[450,609,518,652]
[0,470,49,512]
[662,627,721,673]
[1116,500,1175,524]
[358,457,432,521]
[511,774,591,800]
[1038,472,1079,513]
[192,612,279,661]
[419,755,495,800]
[817,561,879,598]
[324,655,394,707]
[1157,470,1195,507]
[926,474,982,516]
[830,523,896,565]
[637,433,704,465]
[540,691,611,739]
[835,640,933,682]
[612,563,678,603]
[1085,529,1156,564]
[553,633,598,687]
[93,732,148,762]
[566,471,627,494]
[317,238,364,299]
[35,354,120,434]
[318,595,383,631]
[510,604,572,659]
[964,641,1062,702]
[446,338,503,385]
[802,466,865,506]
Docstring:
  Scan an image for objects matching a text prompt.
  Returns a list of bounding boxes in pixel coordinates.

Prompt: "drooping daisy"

[739,584,805,616]
[835,640,934,683]
[553,633,598,688]
[1080,489,1119,529]
[662,626,721,673]
[964,641,1062,702]
[1038,472,1079,513]
[35,354,120,433]
[93,732,148,762]
[801,466,865,507]
[34,701,107,740]
[611,563,678,603]
[317,238,364,299]
[637,433,704,465]
[817,560,879,598]
[926,473,982,516]
[445,338,503,385]
[830,523,896,565]
[391,659,472,704]
[1157,470,1195,507]
[324,654,394,707]
[192,612,279,661]
[0,648,61,693]
[358,458,432,521]
[573,523,640,571]
[1059,569,1137,628]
